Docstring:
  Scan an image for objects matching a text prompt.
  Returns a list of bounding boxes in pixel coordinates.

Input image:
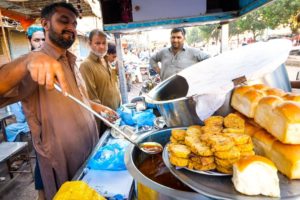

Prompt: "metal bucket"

[145,64,291,127]
[125,128,212,200]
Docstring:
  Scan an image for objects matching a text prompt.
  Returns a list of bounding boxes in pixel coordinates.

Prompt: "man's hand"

[27,52,69,94]
[90,101,119,123]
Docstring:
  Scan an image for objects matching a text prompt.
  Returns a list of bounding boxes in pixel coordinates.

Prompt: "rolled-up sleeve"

[149,51,162,69]
[196,50,211,61]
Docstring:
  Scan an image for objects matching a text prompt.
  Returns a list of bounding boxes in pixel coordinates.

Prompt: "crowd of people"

[0,2,211,200]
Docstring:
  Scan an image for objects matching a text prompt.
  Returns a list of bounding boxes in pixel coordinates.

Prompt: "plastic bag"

[117,106,135,126]
[132,109,155,127]
[87,143,126,171]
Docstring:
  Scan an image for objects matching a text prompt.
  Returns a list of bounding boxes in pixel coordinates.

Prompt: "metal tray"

[162,146,300,200]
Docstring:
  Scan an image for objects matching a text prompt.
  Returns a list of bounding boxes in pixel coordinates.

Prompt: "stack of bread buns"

[232,84,300,179]
[232,84,300,144]
[168,114,254,174]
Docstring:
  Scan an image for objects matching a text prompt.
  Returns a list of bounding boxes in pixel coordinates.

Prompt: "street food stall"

[67,1,300,200]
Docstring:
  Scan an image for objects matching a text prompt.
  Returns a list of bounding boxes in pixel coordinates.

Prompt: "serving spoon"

[54,84,163,154]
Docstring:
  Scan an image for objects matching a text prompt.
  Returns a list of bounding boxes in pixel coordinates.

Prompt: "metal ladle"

[54,84,163,154]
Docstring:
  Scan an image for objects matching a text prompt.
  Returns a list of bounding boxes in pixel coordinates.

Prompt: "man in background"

[150,27,210,81]
[80,30,121,136]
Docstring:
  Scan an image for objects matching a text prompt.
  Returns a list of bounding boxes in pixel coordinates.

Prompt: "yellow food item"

[208,135,235,152]
[222,128,244,134]
[189,155,214,166]
[170,136,185,145]
[224,133,250,145]
[215,157,239,168]
[188,161,216,171]
[53,181,106,200]
[169,144,191,158]
[237,141,254,152]
[240,150,255,157]
[171,129,186,141]
[216,165,233,174]
[204,116,224,127]
[190,142,213,156]
[185,135,201,147]
[224,113,245,129]
[170,154,189,167]
[214,146,240,159]
[202,125,223,134]
[186,125,202,137]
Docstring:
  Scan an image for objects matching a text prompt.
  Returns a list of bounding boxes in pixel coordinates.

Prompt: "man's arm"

[195,49,211,61]
[90,101,119,122]
[149,51,161,74]
[0,52,69,95]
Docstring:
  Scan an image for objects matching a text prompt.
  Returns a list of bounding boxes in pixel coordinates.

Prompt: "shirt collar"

[169,44,187,52]
[40,42,77,65]
[88,52,100,62]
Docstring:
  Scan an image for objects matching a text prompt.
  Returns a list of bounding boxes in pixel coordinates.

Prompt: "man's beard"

[49,27,75,49]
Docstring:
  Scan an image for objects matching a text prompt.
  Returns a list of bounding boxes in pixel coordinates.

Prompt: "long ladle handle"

[54,84,138,146]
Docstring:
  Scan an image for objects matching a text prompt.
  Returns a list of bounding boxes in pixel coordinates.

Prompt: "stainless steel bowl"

[125,128,212,200]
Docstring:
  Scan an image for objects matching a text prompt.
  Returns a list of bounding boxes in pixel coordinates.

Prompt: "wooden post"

[0,9,12,61]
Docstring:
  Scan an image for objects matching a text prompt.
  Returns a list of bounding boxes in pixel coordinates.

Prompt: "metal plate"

[162,145,300,200]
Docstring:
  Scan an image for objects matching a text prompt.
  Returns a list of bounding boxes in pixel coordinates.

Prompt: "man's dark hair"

[88,29,107,42]
[171,27,186,36]
[41,2,79,19]
[107,43,116,54]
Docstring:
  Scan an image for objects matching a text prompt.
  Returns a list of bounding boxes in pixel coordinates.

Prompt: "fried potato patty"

[214,146,240,159]
[216,165,233,174]
[224,113,245,129]
[188,161,216,171]
[204,116,224,127]
[207,135,235,152]
[169,144,191,158]
[171,129,186,141]
[215,157,239,168]
[224,133,250,145]
[190,142,213,156]
[189,155,215,166]
[169,155,189,167]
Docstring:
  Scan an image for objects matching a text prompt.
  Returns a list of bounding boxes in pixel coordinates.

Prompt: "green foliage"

[186,0,300,43]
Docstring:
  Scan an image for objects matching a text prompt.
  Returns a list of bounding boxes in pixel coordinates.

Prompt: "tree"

[186,27,202,45]
[234,10,267,41]
[261,0,300,32]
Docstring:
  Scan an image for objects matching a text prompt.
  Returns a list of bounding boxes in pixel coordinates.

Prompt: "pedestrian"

[150,27,210,81]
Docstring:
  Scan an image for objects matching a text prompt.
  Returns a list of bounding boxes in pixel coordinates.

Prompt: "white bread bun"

[231,88,265,118]
[270,141,300,179]
[264,88,285,97]
[251,84,270,91]
[283,93,300,102]
[252,129,277,157]
[254,96,283,133]
[246,121,300,179]
[270,101,300,144]
[232,155,280,197]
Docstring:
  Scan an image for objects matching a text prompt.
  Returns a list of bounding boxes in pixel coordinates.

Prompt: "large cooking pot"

[145,64,291,127]
[125,128,212,200]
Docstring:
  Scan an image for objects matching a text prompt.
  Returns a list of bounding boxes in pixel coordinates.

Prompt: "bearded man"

[0,3,117,199]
